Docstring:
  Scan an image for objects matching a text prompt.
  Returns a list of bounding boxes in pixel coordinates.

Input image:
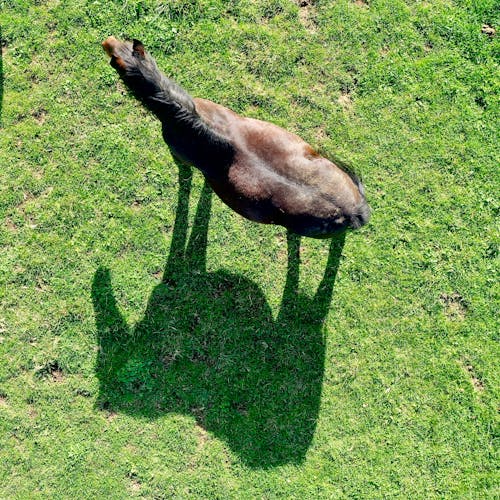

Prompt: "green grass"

[1,0,499,497]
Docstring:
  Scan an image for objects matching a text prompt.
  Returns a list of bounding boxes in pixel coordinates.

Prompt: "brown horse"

[102,37,370,238]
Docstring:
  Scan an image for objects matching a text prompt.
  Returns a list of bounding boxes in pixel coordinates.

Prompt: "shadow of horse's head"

[92,162,345,468]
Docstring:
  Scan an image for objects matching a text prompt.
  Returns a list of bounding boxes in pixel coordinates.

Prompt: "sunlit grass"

[0,0,498,497]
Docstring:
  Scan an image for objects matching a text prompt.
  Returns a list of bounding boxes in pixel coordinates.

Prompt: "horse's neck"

[160,107,234,176]
[122,62,234,175]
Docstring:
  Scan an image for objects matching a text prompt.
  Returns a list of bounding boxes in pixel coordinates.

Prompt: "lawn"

[0,0,499,497]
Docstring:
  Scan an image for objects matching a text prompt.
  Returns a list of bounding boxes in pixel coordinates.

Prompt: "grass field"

[1,0,499,497]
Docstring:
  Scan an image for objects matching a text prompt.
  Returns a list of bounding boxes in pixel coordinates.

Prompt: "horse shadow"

[91,162,345,468]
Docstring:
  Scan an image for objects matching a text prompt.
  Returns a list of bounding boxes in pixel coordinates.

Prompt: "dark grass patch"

[34,360,65,381]
[462,363,485,393]
[297,0,318,33]
[0,392,8,406]
[440,292,468,321]
[481,24,496,37]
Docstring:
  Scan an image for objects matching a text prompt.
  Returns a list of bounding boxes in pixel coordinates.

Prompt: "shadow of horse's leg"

[277,231,301,323]
[162,155,212,279]
[277,231,345,325]
[313,232,346,321]
[162,158,193,282]
[185,180,212,274]
[91,267,130,401]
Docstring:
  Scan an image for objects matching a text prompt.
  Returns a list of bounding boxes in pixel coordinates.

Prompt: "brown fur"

[103,37,370,238]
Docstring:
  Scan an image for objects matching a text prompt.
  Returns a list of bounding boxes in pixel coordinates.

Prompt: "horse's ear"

[132,39,146,59]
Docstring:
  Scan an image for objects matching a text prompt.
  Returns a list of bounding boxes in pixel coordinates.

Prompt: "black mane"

[113,46,235,174]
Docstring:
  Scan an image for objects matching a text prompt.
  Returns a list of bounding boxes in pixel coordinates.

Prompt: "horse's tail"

[328,154,370,228]
[346,174,370,228]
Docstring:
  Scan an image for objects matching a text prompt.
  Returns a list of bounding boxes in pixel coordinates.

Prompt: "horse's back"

[194,97,369,236]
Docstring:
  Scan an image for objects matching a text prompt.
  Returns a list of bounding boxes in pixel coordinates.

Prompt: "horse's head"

[102,37,164,100]
[102,37,148,74]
